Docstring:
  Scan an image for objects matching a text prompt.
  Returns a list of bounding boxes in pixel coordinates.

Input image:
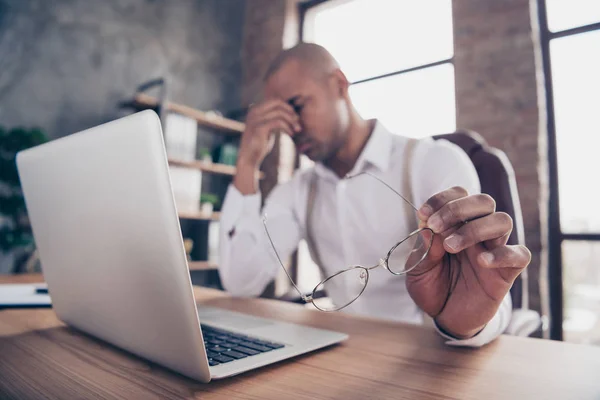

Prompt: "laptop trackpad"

[197,305,274,331]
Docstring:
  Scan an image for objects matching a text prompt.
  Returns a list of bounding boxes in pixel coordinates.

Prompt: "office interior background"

[0,0,598,346]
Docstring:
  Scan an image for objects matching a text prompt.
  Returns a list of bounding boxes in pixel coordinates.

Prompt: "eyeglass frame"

[262,171,435,312]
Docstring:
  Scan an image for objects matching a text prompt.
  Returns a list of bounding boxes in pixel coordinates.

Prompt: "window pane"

[349,63,456,138]
[546,0,600,32]
[562,241,600,345]
[304,0,453,82]
[550,30,600,233]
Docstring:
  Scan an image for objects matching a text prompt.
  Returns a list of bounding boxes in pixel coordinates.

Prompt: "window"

[545,0,600,32]
[348,64,456,138]
[302,0,455,138]
[540,0,600,343]
[550,30,600,234]
[562,241,600,345]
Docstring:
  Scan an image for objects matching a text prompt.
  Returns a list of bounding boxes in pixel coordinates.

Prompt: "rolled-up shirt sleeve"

[434,294,512,347]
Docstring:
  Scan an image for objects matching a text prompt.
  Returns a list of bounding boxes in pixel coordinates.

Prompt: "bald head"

[264,42,340,82]
[259,43,353,164]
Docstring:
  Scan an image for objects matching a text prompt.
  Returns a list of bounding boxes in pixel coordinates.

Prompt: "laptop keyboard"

[200,324,285,366]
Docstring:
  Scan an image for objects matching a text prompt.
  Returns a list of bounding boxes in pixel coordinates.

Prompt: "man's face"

[264,60,349,162]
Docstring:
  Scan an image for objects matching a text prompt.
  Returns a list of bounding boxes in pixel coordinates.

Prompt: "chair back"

[432,130,527,307]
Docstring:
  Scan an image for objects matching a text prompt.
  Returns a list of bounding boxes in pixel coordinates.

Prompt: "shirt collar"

[353,119,393,174]
[314,119,394,181]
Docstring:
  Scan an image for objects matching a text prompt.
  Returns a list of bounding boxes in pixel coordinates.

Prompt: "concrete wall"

[0,0,245,139]
[0,0,246,274]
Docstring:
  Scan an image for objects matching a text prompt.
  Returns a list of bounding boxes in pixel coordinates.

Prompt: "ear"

[330,68,350,98]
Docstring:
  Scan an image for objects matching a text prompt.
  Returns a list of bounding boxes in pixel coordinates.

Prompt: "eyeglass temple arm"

[345,171,419,211]
[262,215,311,301]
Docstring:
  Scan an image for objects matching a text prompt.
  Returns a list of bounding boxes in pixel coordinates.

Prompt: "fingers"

[442,212,513,253]
[250,98,296,117]
[249,100,299,127]
[238,99,302,169]
[477,244,531,270]
[254,117,298,138]
[425,193,496,233]
[260,108,301,131]
[248,115,300,139]
[485,231,511,250]
[255,106,300,133]
[417,186,469,221]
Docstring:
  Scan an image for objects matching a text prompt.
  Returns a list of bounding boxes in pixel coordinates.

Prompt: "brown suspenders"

[305,138,419,274]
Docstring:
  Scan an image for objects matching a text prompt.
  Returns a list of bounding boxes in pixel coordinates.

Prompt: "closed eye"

[287,95,304,114]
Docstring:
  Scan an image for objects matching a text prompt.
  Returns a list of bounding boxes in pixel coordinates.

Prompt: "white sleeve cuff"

[434,296,512,347]
[221,184,262,235]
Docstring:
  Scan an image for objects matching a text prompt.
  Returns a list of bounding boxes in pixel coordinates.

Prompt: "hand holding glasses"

[262,171,434,312]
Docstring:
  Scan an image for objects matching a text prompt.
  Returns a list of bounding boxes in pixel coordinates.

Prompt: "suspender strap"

[402,138,419,233]
[306,172,326,275]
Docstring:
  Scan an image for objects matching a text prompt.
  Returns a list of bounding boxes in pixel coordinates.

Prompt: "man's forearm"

[234,158,260,195]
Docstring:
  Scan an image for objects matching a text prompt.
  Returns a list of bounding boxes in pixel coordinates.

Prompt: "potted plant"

[0,126,48,273]
[198,147,212,164]
[183,238,194,261]
[199,193,219,216]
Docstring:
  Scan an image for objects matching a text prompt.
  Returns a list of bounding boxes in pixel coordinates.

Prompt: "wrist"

[434,318,486,340]
[234,157,260,195]
[236,153,260,170]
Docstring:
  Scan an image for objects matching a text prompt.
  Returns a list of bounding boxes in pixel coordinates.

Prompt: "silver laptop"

[16,110,347,383]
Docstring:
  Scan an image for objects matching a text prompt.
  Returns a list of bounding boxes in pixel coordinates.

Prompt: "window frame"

[537,0,600,341]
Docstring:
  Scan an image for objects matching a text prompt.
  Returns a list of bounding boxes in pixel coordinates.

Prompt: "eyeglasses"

[262,171,434,312]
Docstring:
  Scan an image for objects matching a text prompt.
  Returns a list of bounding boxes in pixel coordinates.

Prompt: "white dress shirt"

[219,121,512,347]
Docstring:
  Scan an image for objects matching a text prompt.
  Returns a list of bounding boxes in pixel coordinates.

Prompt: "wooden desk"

[1,274,599,400]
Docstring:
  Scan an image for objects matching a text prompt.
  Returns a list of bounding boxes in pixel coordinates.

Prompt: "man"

[219,43,531,346]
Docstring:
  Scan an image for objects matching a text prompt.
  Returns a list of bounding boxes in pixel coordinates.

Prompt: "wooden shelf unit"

[168,158,236,176]
[168,158,264,179]
[188,261,218,271]
[178,211,221,221]
[131,90,248,276]
[134,93,245,134]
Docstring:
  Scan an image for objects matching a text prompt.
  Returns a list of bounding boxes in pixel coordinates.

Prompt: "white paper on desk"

[0,283,51,306]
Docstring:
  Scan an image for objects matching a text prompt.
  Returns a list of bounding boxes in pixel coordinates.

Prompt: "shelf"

[179,211,221,221]
[188,261,218,271]
[168,158,264,179]
[169,158,236,176]
[134,93,245,134]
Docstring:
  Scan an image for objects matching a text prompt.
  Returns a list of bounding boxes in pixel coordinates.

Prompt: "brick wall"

[241,0,302,297]
[453,0,549,323]
[241,0,302,197]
